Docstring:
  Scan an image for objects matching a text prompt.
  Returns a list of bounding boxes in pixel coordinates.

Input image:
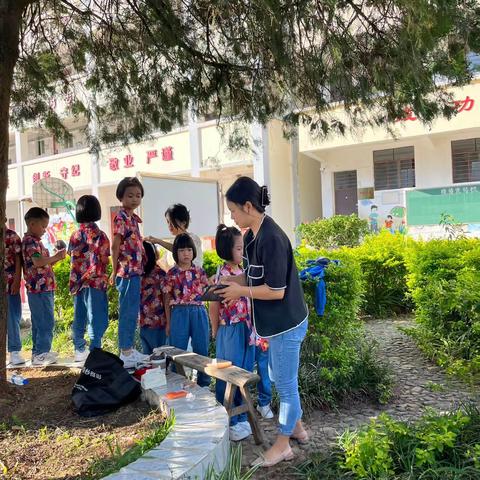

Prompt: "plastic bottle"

[9,374,29,385]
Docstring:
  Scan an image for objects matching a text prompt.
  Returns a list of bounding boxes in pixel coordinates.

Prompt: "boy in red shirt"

[22,207,65,365]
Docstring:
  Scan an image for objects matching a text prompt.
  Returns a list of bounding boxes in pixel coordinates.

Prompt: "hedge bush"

[202,250,223,277]
[300,405,480,479]
[294,246,393,410]
[352,231,413,318]
[297,214,369,250]
[404,239,480,380]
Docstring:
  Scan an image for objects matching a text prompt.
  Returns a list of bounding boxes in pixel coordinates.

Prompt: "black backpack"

[72,348,141,417]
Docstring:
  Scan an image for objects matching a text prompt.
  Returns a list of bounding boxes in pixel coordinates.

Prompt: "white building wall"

[298,154,323,223]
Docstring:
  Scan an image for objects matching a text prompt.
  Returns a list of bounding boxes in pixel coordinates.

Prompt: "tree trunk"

[0,1,28,387]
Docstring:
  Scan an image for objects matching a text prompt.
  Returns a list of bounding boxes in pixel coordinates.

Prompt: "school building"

[6,116,295,246]
[7,79,480,245]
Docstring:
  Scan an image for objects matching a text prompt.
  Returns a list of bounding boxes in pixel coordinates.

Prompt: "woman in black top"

[218,176,309,468]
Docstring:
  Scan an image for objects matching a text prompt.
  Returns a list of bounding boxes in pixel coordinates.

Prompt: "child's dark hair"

[76,195,101,223]
[116,177,144,201]
[225,176,270,213]
[172,233,196,264]
[25,207,49,222]
[215,224,241,262]
[165,204,190,230]
[143,241,157,276]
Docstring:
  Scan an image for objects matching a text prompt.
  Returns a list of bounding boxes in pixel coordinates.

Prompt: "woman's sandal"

[291,430,309,444]
[251,446,295,468]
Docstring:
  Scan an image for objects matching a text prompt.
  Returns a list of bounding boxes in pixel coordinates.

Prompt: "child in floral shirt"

[209,224,255,441]
[68,195,110,362]
[139,241,167,355]
[111,177,147,368]
[22,207,66,366]
[164,233,210,386]
[5,225,24,365]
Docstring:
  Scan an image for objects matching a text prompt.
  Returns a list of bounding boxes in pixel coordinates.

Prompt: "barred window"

[452,138,480,184]
[373,146,415,191]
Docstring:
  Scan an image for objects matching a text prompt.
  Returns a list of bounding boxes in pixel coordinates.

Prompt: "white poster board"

[138,173,220,238]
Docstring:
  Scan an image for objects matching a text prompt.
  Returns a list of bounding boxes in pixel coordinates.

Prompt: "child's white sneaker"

[257,404,274,419]
[32,352,58,366]
[229,423,250,442]
[237,421,252,435]
[74,349,89,363]
[120,349,149,369]
[9,351,26,365]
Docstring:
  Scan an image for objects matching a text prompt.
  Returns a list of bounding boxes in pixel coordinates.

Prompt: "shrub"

[352,231,413,318]
[297,214,369,250]
[299,404,480,480]
[203,250,223,277]
[295,246,393,410]
[404,239,480,380]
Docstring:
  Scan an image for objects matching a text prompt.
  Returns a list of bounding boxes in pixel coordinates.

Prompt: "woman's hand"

[216,281,245,303]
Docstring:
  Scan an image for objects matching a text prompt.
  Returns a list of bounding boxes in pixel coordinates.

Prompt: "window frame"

[452,138,480,184]
[373,146,415,191]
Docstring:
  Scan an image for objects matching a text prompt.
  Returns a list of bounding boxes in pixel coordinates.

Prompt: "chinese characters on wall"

[396,96,475,122]
[107,146,174,172]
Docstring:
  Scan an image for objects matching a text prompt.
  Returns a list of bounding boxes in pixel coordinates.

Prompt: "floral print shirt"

[256,336,269,352]
[140,266,167,329]
[163,265,209,306]
[22,233,56,293]
[113,208,144,278]
[68,223,111,294]
[4,229,22,295]
[217,263,255,345]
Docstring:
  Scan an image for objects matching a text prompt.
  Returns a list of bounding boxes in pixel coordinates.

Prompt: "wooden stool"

[159,346,266,445]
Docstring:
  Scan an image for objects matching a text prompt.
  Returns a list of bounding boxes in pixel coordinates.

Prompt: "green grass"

[86,412,175,479]
[204,445,258,480]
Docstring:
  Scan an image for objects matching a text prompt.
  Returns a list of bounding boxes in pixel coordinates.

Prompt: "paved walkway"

[241,317,479,479]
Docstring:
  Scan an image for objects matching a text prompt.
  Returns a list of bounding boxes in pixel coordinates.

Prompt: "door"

[334,170,358,215]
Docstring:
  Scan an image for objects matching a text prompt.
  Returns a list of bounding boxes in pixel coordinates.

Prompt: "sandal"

[251,446,294,467]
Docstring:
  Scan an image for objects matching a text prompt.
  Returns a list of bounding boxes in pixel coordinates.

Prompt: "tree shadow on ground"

[0,367,150,431]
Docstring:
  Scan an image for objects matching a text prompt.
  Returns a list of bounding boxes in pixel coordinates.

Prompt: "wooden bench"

[157,346,266,445]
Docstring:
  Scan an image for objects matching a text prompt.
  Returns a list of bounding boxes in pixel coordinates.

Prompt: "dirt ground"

[0,368,164,480]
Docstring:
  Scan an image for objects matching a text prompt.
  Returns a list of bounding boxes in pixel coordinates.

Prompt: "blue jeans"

[255,345,272,407]
[170,305,210,387]
[116,275,141,350]
[216,322,255,425]
[268,319,308,436]
[140,326,167,355]
[72,288,109,351]
[27,291,55,356]
[7,293,22,352]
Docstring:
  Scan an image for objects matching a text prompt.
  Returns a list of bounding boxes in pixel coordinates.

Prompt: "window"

[373,146,415,191]
[37,139,45,156]
[452,138,480,184]
[63,135,74,150]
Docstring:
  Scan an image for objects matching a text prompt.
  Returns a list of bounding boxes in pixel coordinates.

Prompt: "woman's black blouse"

[243,215,308,337]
